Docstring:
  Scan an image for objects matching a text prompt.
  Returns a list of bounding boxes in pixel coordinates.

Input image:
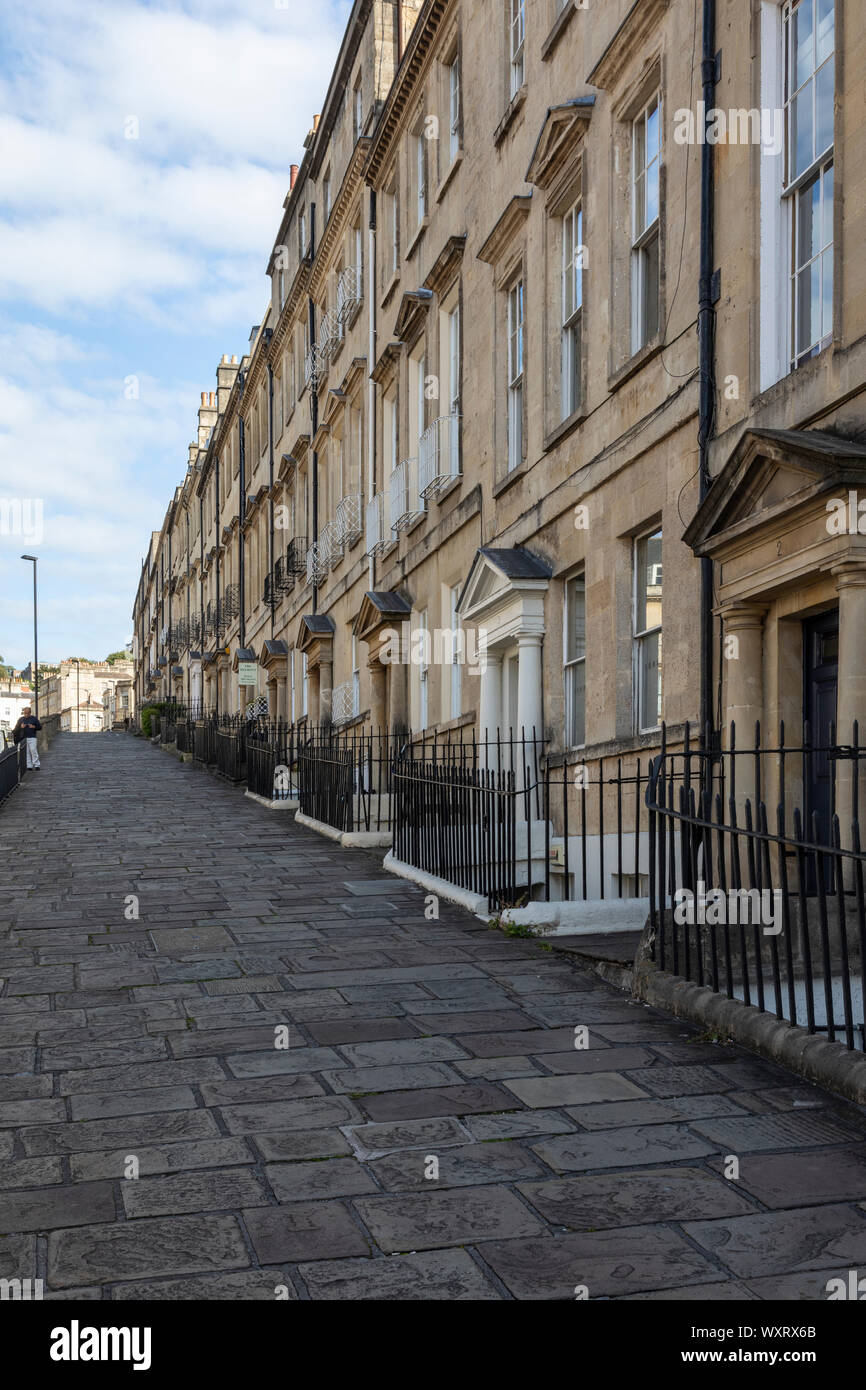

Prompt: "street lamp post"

[20,556,38,718]
[76,660,81,733]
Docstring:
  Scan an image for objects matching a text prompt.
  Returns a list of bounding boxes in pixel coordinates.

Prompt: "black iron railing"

[0,736,19,803]
[647,721,866,1052]
[298,727,405,833]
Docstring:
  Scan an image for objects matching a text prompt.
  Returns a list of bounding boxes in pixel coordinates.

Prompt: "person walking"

[13,706,42,770]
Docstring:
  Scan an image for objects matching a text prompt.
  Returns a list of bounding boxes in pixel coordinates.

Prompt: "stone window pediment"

[525,99,594,194]
[686,429,866,559]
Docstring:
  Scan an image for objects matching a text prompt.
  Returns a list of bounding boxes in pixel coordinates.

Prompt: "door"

[803,610,838,876]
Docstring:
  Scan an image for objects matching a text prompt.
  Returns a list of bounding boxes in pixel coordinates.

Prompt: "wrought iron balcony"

[285,536,308,580]
[335,493,362,548]
[223,583,240,620]
[419,414,462,500]
[332,676,360,724]
[390,457,425,533]
[336,264,362,324]
[306,541,328,587]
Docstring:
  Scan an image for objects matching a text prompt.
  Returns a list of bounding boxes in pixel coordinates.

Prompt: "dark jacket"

[13,716,41,743]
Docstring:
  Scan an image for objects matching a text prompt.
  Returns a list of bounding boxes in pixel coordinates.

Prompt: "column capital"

[718,600,768,632]
[829,557,866,590]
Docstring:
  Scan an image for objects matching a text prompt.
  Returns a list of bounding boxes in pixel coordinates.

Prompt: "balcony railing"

[281,536,307,590]
[332,677,360,724]
[390,457,425,532]
[365,494,384,556]
[419,414,462,500]
[318,307,341,357]
[306,541,328,587]
[335,493,362,548]
[223,583,240,620]
[336,264,362,323]
[323,519,343,570]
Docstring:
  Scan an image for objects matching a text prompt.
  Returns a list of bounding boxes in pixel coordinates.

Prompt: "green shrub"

[140,704,165,737]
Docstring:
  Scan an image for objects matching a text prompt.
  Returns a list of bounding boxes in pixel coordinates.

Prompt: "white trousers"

[25,737,40,769]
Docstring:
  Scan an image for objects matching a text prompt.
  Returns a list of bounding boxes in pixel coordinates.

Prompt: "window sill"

[405,218,429,262]
[544,407,587,453]
[607,333,665,393]
[407,511,427,534]
[494,84,527,147]
[436,152,462,203]
[541,2,578,62]
[381,270,400,308]
[493,463,527,498]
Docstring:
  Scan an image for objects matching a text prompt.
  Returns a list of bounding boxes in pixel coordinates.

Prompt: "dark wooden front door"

[803,610,839,862]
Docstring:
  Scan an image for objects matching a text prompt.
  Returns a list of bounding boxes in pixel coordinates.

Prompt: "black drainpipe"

[698,0,718,750]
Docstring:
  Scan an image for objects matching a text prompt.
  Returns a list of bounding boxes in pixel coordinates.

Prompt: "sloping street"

[2,732,866,1300]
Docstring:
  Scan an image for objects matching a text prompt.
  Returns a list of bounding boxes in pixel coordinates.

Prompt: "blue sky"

[0,0,351,669]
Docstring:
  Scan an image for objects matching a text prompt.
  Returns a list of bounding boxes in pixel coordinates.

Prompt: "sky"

[0,0,351,669]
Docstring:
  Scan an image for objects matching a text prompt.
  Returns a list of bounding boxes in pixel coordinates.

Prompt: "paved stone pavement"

[3,732,866,1301]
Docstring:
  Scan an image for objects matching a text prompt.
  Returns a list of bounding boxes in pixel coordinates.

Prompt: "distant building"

[40,660,135,733]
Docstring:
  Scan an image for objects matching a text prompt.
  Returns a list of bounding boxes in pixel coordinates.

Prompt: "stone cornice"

[366,0,452,185]
[477,195,532,266]
[587,0,670,92]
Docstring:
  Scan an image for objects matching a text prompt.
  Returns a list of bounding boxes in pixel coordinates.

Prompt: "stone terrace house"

[133,0,866,902]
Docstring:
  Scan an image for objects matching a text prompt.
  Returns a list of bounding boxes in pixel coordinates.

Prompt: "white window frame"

[564,572,586,748]
[782,0,834,370]
[416,132,427,227]
[631,94,661,353]
[448,53,461,164]
[418,609,429,730]
[633,528,663,735]
[509,0,525,98]
[507,277,524,472]
[561,202,583,420]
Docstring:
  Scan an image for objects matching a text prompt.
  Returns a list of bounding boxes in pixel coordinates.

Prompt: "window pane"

[646,101,660,163]
[646,158,659,227]
[642,230,660,342]
[823,162,834,245]
[797,173,820,264]
[792,84,814,178]
[640,631,662,730]
[822,248,833,339]
[816,60,834,156]
[566,661,585,747]
[794,0,814,90]
[816,0,834,63]
[634,171,645,235]
[565,576,586,662]
[636,531,663,632]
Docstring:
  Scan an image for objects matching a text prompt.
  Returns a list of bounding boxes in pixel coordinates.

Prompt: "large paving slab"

[3,731,866,1300]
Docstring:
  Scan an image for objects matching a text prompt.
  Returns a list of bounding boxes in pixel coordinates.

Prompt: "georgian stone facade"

[133,0,866,822]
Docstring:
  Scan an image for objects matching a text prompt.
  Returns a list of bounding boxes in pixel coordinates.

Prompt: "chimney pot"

[200,392,206,406]
[313,114,320,132]
[231,355,238,365]
[210,392,215,407]
[290,164,298,190]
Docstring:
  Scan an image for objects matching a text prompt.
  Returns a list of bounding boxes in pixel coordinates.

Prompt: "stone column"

[266,677,278,719]
[831,561,866,852]
[369,658,387,732]
[318,656,333,725]
[721,601,767,816]
[479,653,503,741]
[516,633,543,743]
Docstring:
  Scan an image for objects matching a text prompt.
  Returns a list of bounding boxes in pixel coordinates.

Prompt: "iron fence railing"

[0,738,19,804]
[647,720,866,1052]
